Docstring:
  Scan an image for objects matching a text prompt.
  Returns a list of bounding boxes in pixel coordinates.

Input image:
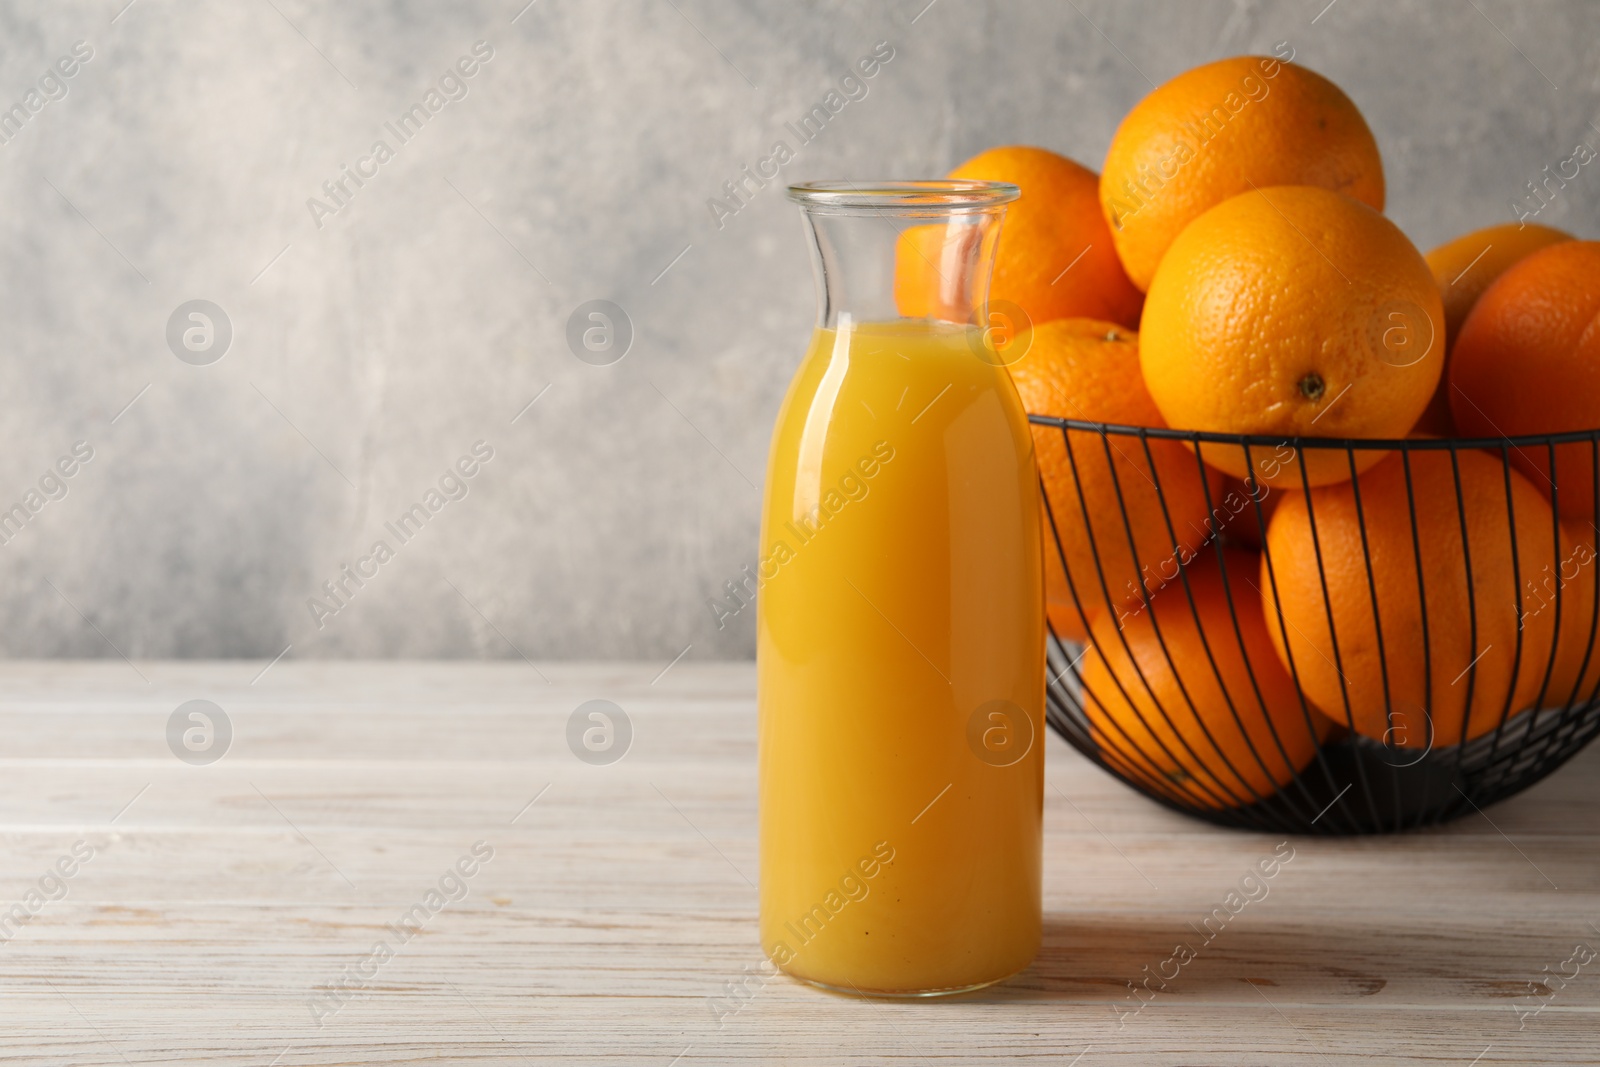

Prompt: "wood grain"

[0,661,1595,1065]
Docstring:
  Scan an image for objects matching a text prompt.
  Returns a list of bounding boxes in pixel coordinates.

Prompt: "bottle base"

[794,966,1024,999]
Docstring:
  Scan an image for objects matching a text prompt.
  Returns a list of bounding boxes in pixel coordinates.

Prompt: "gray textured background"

[0,0,1596,663]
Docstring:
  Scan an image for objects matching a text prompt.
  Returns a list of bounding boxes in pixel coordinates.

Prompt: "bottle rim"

[785,180,1021,213]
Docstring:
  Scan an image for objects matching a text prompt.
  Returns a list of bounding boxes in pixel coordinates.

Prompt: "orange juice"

[757,317,1044,995]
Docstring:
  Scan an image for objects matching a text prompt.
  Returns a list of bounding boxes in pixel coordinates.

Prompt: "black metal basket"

[1031,413,1600,834]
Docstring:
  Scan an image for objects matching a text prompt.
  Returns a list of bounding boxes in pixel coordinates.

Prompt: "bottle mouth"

[786,180,1021,215]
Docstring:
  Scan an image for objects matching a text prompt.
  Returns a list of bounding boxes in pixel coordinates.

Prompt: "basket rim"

[1025,413,1600,452]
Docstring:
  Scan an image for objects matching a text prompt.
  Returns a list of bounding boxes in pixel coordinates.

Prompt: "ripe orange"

[1428,223,1574,347]
[1139,185,1443,487]
[1450,240,1600,520]
[1412,222,1573,435]
[895,146,1143,329]
[1544,525,1600,709]
[1081,549,1331,809]
[1260,448,1560,747]
[1101,55,1384,290]
[1011,319,1224,641]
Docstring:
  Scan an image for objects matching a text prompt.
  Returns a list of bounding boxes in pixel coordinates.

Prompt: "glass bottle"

[757,181,1043,996]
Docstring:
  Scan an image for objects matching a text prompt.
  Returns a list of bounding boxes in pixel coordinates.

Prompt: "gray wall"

[0,0,1596,662]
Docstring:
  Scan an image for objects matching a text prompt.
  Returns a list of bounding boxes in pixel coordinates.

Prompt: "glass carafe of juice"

[758,181,1043,996]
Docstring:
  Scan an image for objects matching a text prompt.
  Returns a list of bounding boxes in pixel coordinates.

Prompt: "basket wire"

[1032,414,1600,834]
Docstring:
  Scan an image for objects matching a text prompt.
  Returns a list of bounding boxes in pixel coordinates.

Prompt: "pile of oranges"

[897,56,1600,811]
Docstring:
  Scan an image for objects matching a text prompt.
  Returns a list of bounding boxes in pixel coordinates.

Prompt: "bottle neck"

[799,206,1007,331]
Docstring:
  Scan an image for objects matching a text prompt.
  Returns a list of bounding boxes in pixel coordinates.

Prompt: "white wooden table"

[1,661,1596,1064]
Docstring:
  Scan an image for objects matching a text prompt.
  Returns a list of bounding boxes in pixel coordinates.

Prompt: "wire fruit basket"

[1032,414,1600,834]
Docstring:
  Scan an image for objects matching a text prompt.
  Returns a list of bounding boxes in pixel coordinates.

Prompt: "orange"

[1428,223,1573,348]
[895,146,1143,330]
[1081,549,1331,810]
[1100,55,1384,291]
[1011,319,1224,641]
[1535,525,1600,710]
[1260,447,1560,748]
[1412,222,1573,435]
[1140,185,1443,488]
[1450,240,1600,520]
